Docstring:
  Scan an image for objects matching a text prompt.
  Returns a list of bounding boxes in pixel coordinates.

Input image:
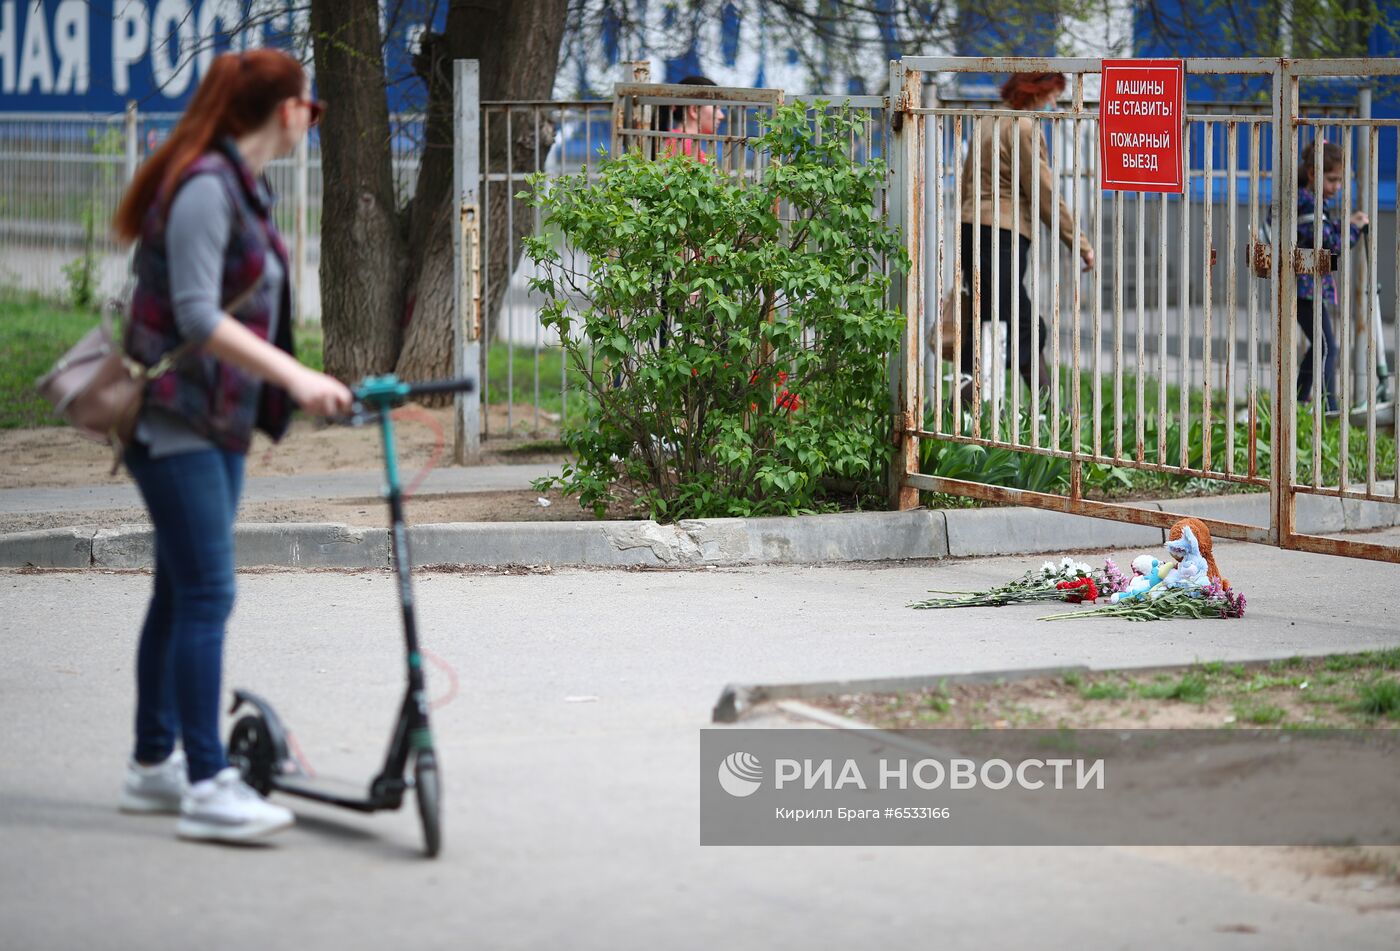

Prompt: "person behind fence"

[110,48,352,844]
[1295,139,1368,414]
[656,74,726,163]
[957,72,1094,406]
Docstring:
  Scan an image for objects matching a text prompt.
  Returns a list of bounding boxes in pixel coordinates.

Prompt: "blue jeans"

[125,443,245,783]
[1297,297,1338,413]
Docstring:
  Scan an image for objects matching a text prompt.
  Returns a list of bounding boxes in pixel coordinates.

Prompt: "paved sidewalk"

[2,536,1398,949]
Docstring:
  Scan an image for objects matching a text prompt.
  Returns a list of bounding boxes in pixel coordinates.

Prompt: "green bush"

[523,103,906,520]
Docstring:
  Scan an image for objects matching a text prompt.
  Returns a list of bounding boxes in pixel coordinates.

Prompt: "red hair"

[999,72,1067,111]
[113,49,306,242]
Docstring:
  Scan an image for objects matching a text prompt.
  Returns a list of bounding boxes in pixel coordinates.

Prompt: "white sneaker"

[177,767,294,843]
[119,749,188,815]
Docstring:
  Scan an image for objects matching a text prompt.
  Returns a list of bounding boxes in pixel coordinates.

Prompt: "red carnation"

[1055,577,1099,603]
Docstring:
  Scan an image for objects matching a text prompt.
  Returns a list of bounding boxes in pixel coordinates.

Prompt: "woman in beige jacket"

[957,72,1094,402]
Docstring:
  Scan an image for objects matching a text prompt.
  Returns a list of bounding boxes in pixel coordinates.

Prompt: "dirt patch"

[0,403,565,490]
[0,486,621,533]
[812,652,1400,731]
[1123,845,1400,917]
[806,651,1400,920]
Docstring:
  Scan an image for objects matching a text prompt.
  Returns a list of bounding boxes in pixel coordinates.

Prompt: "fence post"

[453,59,483,465]
[1270,63,1297,546]
[124,101,138,182]
[888,60,922,511]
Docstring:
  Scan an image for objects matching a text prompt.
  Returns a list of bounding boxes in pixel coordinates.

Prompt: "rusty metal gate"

[888,57,1400,562]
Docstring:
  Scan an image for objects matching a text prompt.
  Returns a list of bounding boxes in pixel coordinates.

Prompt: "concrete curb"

[2,493,1396,570]
[711,652,1360,724]
[712,665,1091,723]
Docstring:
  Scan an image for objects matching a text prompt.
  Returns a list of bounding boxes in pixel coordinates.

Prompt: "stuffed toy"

[1166,517,1229,589]
[1163,523,1211,590]
[1109,554,1175,604]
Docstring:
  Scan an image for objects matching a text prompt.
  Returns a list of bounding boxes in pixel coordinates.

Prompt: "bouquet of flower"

[1039,580,1246,621]
[910,557,1109,609]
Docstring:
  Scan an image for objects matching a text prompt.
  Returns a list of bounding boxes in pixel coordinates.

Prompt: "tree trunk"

[311,0,406,382]
[394,0,568,394]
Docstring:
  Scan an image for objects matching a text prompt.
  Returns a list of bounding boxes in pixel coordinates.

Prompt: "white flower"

[1041,561,1058,576]
[1061,556,1076,569]
[1074,561,1092,576]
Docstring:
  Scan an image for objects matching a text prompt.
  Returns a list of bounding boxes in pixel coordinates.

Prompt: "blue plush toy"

[1109,555,1174,604]
[1162,524,1210,591]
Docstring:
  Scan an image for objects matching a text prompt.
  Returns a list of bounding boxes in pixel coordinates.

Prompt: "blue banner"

[0,1,440,114]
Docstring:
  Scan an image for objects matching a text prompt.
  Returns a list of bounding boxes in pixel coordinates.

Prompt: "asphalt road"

[2,535,1398,949]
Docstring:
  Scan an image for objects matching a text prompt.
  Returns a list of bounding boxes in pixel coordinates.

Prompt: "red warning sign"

[1099,59,1185,193]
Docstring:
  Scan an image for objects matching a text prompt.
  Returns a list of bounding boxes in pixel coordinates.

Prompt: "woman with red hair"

[112,49,350,844]
[956,72,1094,404]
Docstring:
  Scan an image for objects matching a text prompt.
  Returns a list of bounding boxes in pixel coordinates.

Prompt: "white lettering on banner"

[1122,99,1172,118]
[151,0,196,97]
[1016,759,1045,790]
[0,2,15,93]
[1108,131,1172,149]
[112,2,150,96]
[880,759,908,790]
[1079,758,1106,790]
[197,0,242,77]
[1123,154,1160,170]
[775,759,801,788]
[913,759,944,789]
[17,0,52,94]
[1116,79,1165,95]
[53,0,87,94]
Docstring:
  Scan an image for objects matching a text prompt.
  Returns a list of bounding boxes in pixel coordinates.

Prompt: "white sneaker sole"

[176,812,294,843]
[119,790,182,815]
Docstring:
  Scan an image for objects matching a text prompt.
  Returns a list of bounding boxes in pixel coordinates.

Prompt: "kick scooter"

[226,373,475,858]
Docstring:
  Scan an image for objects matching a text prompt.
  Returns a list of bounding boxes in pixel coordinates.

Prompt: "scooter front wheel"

[228,714,276,796]
[415,751,442,858]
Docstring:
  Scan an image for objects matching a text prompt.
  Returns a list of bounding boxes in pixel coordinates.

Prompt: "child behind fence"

[1295,140,1368,414]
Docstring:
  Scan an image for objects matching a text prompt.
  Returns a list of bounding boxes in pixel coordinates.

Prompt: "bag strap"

[112,274,259,383]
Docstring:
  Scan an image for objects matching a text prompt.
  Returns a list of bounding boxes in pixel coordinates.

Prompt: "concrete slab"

[0,526,91,568]
[943,504,1164,557]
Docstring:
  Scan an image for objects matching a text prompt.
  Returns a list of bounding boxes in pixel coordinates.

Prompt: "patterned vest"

[125,137,295,452]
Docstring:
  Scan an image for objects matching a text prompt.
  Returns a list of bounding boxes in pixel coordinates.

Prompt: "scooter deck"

[273,772,391,813]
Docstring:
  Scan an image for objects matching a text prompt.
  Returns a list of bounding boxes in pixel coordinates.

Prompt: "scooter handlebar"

[403,377,477,398]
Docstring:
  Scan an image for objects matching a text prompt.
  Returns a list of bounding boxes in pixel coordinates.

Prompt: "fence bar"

[933,112,945,428]
[1030,116,1042,448]
[1225,120,1238,476]
[1311,124,1324,490]
[1135,191,1145,463]
[452,60,482,463]
[992,117,1003,434]
[1050,113,1062,454]
[1201,120,1214,473]
[1367,125,1380,492]
[1112,189,1123,460]
[1179,122,1191,474]
[1247,121,1260,478]
[971,114,983,436]
[1158,191,1168,467]
[952,114,964,427]
[1340,128,1354,490]
[1010,114,1022,444]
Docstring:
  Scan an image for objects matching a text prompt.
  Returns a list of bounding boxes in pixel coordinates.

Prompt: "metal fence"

[889,57,1400,564]
[0,109,425,318]
[469,78,888,444]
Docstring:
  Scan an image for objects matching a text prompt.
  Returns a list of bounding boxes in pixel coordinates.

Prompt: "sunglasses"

[296,97,326,127]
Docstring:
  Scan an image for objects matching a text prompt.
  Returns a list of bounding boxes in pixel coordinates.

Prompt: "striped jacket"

[1296,185,1363,306]
[125,137,294,452]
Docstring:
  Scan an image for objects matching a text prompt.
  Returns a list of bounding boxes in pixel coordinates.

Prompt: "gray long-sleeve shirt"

[135,173,286,457]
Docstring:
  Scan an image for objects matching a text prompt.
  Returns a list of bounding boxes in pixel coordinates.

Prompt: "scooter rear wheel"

[228,714,276,796]
[415,751,442,858]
